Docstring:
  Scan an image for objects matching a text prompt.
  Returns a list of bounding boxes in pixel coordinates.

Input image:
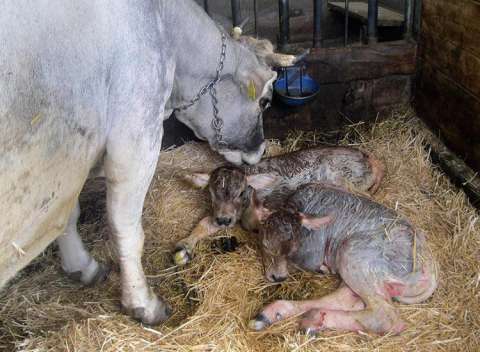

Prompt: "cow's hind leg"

[56,200,110,286]
[105,126,171,325]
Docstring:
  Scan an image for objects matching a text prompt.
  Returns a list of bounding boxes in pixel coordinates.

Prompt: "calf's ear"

[183,172,210,189]
[299,213,333,230]
[246,174,278,190]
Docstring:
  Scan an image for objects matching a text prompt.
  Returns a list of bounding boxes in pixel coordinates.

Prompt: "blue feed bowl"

[273,69,320,107]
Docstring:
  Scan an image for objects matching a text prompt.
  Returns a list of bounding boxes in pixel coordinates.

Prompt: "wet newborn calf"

[250,183,438,335]
[175,146,384,265]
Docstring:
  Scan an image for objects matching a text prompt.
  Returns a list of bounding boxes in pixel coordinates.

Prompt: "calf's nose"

[267,273,287,283]
[216,217,232,227]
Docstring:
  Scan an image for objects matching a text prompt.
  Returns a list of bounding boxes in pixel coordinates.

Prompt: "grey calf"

[252,183,438,335]
[176,146,384,265]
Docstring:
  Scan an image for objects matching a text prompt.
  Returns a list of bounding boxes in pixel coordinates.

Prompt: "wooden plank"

[306,41,416,84]
[420,30,480,98]
[417,0,480,174]
[329,1,404,27]
[423,0,480,33]
[423,125,480,208]
[422,11,480,58]
[415,65,480,172]
[264,75,412,140]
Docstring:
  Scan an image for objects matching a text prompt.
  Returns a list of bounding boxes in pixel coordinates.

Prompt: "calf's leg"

[173,216,222,266]
[304,236,409,335]
[299,296,406,335]
[56,200,109,286]
[249,284,365,330]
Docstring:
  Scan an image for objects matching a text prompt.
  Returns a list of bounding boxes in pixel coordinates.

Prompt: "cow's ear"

[246,173,278,190]
[299,213,333,230]
[236,36,297,67]
[238,69,277,102]
[183,172,210,189]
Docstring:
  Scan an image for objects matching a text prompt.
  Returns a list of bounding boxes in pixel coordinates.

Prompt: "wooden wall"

[415,0,480,171]
[264,41,416,140]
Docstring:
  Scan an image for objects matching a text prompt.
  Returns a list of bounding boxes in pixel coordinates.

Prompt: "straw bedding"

[1,110,479,351]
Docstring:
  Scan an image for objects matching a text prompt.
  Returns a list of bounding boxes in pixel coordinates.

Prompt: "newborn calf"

[175,146,384,265]
[250,183,438,335]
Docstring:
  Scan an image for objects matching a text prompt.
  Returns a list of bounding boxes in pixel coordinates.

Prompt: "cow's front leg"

[105,126,171,325]
[173,216,222,265]
[56,200,110,286]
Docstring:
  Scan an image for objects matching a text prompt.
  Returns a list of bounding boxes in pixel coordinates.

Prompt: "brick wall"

[415,0,480,171]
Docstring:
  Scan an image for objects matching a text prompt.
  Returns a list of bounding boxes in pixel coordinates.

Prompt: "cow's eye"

[259,97,271,110]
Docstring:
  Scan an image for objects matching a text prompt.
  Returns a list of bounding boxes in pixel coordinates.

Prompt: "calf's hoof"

[299,309,327,336]
[122,296,172,326]
[212,236,238,253]
[173,244,192,266]
[248,313,272,331]
[65,261,111,286]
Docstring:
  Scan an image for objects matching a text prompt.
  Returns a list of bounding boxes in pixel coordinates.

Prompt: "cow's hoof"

[173,244,192,266]
[122,297,172,326]
[65,261,111,286]
[248,313,271,331]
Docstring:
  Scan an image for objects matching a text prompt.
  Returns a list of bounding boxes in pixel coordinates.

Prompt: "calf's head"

[260,210,332,283]
[184,166,277,228]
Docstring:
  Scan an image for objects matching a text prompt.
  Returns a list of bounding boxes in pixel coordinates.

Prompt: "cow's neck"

[164,1,243,108]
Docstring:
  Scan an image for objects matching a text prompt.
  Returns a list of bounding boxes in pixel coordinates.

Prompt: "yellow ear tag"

[247,80,257,101]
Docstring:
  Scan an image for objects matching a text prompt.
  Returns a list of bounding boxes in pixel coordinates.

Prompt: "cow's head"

[174,35,297,165]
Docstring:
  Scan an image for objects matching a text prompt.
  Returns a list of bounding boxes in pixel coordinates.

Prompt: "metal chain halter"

[174,29,228,149]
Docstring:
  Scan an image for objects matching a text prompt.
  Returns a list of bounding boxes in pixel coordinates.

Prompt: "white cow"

[0,0,296,324]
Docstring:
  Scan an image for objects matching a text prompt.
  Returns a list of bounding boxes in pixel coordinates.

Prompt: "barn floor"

[1,109,479,351]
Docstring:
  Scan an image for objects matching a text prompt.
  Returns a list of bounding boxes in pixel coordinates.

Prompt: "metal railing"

[201,0,420,50]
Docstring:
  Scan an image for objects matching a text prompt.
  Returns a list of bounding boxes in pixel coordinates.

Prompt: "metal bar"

[413,0,423,39]
[231,0,241,27]
[254,0,258,36]
[203,0,209,15]
[367,0,378,43]
[404,0,414,39]
[239,17,250,29]
[313,0,323,48]
[285,68,290,96]
[344,0,350,46]
[299,66,304,96]
[278,0,290,50]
